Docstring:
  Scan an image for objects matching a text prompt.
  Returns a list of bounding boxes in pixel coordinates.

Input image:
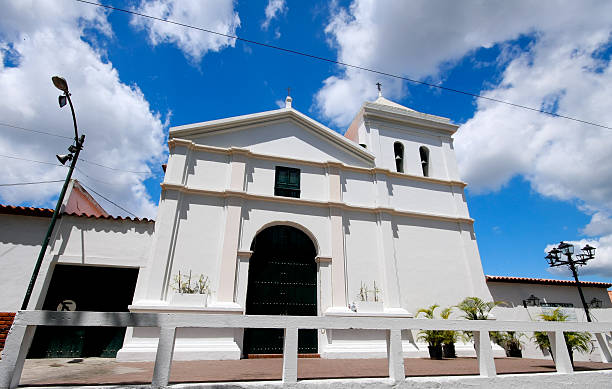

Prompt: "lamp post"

[545,241,596,322]
[21,76,85,310]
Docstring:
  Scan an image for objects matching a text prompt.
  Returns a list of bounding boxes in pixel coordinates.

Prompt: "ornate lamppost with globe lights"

[545,241,596,322]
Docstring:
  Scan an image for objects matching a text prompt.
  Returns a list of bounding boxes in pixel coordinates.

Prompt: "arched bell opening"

[243,225,318,357]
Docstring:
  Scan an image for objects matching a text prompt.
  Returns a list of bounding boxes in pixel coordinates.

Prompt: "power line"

[75,0,612,131]
[79,181,137,217]
[0,153,152,187]
[0,154,66,167]
[0,120,155,175]
[74,167,117,186]
[80,158,150,174]
[0,180,64,187]
[0,122,73,139]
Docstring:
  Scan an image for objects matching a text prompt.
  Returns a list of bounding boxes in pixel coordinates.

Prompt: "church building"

[118,92,492,360]
[1,93,610,362]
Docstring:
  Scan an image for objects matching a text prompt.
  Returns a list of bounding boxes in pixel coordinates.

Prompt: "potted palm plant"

[456,296,504,344]
[493,331,525,357]
[417,304,445,359]
[440,306,459,358]
[532,308,592,366]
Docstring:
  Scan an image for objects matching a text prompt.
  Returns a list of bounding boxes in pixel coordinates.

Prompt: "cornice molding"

[166,139,467,189]
[362,104,459,135]
[161,183,474,225]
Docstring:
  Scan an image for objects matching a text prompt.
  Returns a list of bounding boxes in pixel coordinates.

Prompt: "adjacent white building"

[1,95,610,362]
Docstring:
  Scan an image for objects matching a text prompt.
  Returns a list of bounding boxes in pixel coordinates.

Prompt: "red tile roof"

[486,275,611,288]
[0,204,153,223]
[63,212,154,223]
[0,204,54,218]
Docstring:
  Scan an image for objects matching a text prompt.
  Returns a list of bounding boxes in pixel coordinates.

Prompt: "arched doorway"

[243,225,318,356]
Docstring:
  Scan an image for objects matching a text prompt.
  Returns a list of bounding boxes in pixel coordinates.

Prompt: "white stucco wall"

[488,281,612,361]
[0,215,48,312]
[0,213,154,312]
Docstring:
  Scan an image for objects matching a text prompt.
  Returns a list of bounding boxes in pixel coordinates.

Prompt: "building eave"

[486,275,612,288]
[361,103,459,135]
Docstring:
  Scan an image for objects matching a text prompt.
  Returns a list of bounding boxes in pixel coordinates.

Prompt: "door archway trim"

[249,221,320,256]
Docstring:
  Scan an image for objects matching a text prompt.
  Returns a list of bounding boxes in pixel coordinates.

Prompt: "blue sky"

[1,0,612,284]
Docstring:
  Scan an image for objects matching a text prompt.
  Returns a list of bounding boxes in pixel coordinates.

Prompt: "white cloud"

[131,0,240,62]
[262,0,287,31]
[316,1,612,127]
[0,0,166,218]
[317,0,612,277]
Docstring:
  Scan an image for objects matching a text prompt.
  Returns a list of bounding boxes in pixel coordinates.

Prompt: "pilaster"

[138,142,190,302]
[376,212,406,313]
[216,152,248,304]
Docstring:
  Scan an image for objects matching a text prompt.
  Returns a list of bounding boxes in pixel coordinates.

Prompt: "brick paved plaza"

[17,357,612,386]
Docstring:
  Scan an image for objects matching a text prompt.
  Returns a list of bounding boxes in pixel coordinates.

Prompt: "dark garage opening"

[28,264,139,358]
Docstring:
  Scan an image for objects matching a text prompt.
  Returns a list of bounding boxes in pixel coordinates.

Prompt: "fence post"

[473,330,496,378]
[386,329,405,383]
[0,323,36,389]
[282,327,299,383]
[595,333,612,363]
[547,331,573,374]
[152,326,177,388]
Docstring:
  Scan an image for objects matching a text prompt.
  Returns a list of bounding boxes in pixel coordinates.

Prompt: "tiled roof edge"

[486,275,611,288]
[0,204,154,223]
[0,204,54,218]
[63,212,154,223]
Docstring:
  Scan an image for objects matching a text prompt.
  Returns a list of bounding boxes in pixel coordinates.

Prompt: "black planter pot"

[505,344,522,358]
[442,343,456,358]
[428,344,443,359]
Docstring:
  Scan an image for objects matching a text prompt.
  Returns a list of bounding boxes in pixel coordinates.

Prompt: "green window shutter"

[275,166,300,198]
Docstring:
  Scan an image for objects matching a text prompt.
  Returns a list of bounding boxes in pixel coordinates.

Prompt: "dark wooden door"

[244,226,317,356]
[28,265,138,358]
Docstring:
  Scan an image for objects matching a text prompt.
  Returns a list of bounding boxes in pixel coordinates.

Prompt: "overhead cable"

[0,122,73,139]
[80,158,150,174]
[0,123,154,174]
[79,181,138,218]
[0,180,64,187]
[75,0,612,131]
[0,154,65,167]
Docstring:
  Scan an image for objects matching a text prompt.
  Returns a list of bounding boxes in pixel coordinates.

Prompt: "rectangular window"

[274,166,300,198]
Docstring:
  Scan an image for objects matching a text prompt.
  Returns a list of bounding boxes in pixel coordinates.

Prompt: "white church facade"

[1,95,611,362]
[118,94,496,360]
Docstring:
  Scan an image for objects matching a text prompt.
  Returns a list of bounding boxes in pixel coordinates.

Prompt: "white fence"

[1,311,612,389]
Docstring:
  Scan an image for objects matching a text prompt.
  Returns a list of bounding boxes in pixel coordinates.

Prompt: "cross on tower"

[376,82,382,92]
[287,87,291,97]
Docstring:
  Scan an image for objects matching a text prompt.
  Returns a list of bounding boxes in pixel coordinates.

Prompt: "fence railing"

[1,310,612,389]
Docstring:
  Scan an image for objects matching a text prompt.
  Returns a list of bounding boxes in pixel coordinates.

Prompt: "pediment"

[169,108,375,167]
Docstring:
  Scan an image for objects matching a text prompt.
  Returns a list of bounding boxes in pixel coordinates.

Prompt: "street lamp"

[589,298,603,309]
[523,294,541,308]
[21,76,86,310]
[545,241,596,322]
